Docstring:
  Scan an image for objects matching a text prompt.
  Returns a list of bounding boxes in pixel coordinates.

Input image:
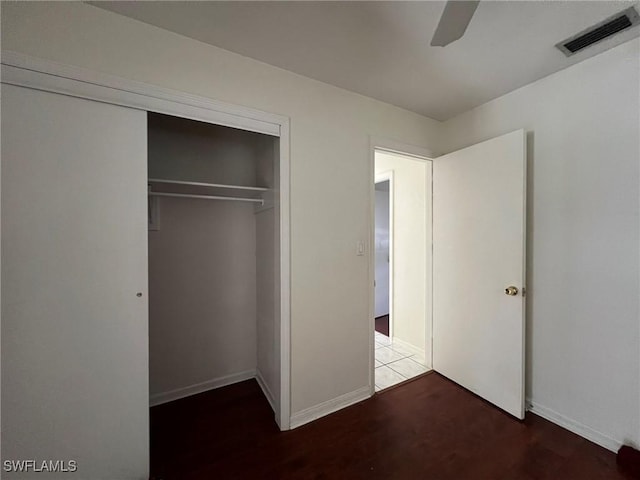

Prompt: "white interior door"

[433,129,526,419]
[1,84,149,477]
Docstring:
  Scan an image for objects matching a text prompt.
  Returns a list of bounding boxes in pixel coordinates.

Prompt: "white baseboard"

[256,369,276,414]
[290,386,371,429]
[150,369,256,407]
[526,398,621,453]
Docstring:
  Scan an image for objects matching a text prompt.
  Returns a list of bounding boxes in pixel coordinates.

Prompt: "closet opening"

[146,112,283,473]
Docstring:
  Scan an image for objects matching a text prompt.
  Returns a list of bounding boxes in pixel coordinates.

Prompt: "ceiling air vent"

[556,7,640,56]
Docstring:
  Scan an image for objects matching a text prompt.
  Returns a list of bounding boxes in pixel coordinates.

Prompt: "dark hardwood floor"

[375,314,389,336]
[150,373,632,479]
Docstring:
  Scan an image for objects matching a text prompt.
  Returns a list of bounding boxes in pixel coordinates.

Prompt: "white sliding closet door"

[1,84,149,478]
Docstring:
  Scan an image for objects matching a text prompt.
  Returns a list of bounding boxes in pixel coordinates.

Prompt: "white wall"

[148,113,274,186]
[374,187,390,318]
[256,206,279,412]
[0,2,442,419]
[148,199,258,401]
[375,151,432,359]
[256,140,280,416]
[442,38,640,450]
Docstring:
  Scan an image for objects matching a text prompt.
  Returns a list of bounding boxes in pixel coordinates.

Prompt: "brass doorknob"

[505,286,519,296]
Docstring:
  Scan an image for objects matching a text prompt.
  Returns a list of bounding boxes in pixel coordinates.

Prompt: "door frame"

[374,171,394,338]
[1,51,292,430]
[368,137,436,395]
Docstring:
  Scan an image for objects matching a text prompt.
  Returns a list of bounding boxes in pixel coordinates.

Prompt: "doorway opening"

[370,131,526,417]
[372,149,433,392]
[374,177,391,337]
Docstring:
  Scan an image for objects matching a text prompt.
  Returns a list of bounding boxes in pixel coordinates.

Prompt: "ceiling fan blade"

[431,0,480,47]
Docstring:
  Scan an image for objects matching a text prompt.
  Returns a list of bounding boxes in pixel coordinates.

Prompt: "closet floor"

[374,331,428,392]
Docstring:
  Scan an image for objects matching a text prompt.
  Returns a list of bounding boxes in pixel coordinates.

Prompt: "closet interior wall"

[147,113,279,411]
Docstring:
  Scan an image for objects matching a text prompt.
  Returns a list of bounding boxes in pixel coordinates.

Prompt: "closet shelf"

[148,178,268,205]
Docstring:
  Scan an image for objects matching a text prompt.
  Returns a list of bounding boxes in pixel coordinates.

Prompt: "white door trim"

[374,171,394,338]
[0,51,282,136]
[368,137,435,395]
[1,51,292,430]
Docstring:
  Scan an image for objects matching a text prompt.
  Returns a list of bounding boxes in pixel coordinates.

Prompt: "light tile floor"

[374,331,429,392]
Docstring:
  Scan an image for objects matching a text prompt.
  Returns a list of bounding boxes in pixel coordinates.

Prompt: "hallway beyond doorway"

[372,149,432,388]
[374,331,427,391]
[375,315,389,336]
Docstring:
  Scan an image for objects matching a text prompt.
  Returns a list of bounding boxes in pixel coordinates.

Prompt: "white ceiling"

[93,1,640,121]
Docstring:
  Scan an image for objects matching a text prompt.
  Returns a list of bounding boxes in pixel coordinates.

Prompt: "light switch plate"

[356,240,365,256]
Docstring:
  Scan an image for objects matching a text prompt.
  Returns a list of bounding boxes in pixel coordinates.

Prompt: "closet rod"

[148,191,264,205]
[148,178,269,192]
